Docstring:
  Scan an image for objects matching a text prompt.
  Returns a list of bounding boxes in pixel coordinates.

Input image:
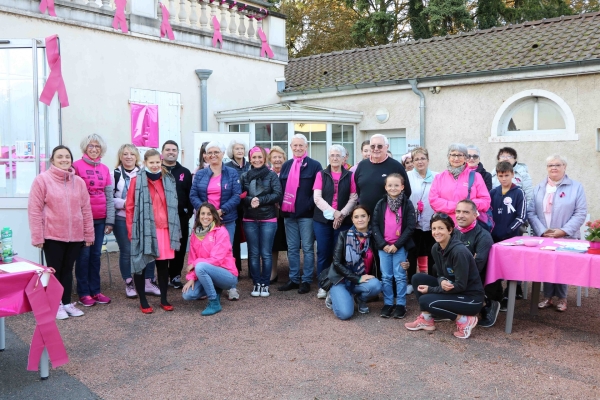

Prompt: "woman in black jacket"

[240,146,283,297]
[326,205,382,320]
[405,213,485,339]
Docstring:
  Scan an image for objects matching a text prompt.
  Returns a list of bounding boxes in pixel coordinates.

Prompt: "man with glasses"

[466,145,492,191]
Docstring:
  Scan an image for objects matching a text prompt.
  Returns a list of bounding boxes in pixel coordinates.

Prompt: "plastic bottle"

[1,227,13,263]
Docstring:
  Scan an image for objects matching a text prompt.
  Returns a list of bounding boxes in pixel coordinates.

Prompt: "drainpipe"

[408,79,425,147]
[195,69,213,131]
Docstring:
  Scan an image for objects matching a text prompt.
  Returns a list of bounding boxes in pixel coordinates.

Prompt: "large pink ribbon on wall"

[39,0,57,17]
[39,35,69,108]
[258,28,274,59]
[131,103,159,148]
[160,3,175,40]
[212,16,223,48]
[112,0,129,33]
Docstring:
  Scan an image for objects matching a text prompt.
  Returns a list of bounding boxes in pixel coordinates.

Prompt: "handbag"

[318,267,333,291]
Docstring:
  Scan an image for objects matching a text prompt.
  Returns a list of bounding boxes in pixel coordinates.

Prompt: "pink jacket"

[72,155,114,223]
[28,165,95,245]
[185,226,238,280]
[429,166,491,223]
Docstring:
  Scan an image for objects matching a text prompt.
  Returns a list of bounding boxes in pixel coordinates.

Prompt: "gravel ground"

[2,251,600,400]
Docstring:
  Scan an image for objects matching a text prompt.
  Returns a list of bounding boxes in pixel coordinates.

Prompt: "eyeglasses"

[329,154,342,159]
[449,153,465,159]
[413,157,428,162]
[547,164,563,168]
[370,144,384,150]
[432,212,450,219]
[499,155,515,160]
[466,154,480,160]
[87,144,101,150]
[206,151,221,157]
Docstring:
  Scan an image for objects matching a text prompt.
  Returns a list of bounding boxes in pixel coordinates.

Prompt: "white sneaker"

[251,284,261,297]
[125,278,137,299]
[317,288,327,299]
[406,284,414,295]
[260,285,270,297]
[145,278,161,296]
[228,288,240,301]
[56,304,69,320]
[63,302,84,317]
[325,292,332,310]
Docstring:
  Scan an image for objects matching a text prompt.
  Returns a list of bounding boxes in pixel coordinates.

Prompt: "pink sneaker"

[79,295,97,307]
[454,316,478,339]
[92,293,111,304]
[404,314,436,331]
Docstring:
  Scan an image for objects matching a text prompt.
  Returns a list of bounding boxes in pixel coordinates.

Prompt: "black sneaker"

[170,275,182,289]
[516,284,524,299]
[478,300,500,328]
[500,298,508,312]
[392,305,407,319]
[354,295,369,314]
[278,281,300,291]
[380,305,394,318]
[298,282,311,294]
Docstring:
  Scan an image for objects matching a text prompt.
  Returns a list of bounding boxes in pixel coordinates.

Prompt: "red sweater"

[126,176,169,240]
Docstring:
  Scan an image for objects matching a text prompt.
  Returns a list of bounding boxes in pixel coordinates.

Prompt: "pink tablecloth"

[486,237,600,288]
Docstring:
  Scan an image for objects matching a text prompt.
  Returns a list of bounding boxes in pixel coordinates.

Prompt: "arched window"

[490,90,577,143]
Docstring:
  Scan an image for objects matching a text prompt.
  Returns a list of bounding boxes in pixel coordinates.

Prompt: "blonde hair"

[115,144,140,168]
[268,146,287,162]
[144,149,168,177]
[411,147,429,160]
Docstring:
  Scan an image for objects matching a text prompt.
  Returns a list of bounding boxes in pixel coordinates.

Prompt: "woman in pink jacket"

[182,202,238,316]
[28,145,94,320]
[429,144,491,224]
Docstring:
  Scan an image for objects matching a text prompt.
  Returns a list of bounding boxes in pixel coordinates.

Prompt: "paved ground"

[2,252,600,399]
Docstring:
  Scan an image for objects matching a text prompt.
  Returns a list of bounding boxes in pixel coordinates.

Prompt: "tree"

[343,0,410,46]
[408,0,432,39]
[504,0,573,23]
[425,0,474,36]
[476,0,505,29]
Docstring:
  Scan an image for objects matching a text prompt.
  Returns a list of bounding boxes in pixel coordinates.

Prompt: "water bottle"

[1,227,13,263]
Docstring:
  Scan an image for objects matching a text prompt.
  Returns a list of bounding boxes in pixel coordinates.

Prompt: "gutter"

[408,79,425,148]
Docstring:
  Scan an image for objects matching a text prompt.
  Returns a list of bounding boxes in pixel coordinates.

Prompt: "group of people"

[28,132,587,339]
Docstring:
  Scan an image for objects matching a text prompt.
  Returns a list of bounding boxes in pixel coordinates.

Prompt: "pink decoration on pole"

[131,103,159,148]
[112,0,129,33]
[39,35,69,108]
[39,0,57,17]
[258,28,274,58]
[212,16,223,48]
[237,3,247,12]
[160,3,175,40]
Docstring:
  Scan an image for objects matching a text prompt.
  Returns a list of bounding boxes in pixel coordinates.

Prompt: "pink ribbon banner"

[39,0,57,17]
[39,35,69,107]
[112,0,129,33]
[160,3,175,40]
[131,103,159,148]
[212,16,223,48]
[258,28,274,58]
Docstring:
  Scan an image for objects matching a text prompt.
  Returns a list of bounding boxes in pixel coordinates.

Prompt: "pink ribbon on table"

[25,273,69,370]
[160,3,175,40]
[257,28,274,58]
[212,16,223,48]
[39,0,57,17]
[39,35,69,108]
[112,0,129,33]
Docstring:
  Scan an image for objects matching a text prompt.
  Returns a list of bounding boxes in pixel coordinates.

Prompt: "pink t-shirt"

[313,171,356,211]
[358,237,374,275]
[384,205,402,245]
[207,175,222,209]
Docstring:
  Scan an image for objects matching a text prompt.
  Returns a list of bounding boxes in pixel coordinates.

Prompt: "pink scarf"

[457,219,477,233]
[281,152,306,213]
[544,177,559,214]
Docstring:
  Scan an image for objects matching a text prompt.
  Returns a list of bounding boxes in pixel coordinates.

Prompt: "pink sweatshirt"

[185,226,238,280]
[28,165,95,245]
[429,166,491,224]
[72,155,113,220]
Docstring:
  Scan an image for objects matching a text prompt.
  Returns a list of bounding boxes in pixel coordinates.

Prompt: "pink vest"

[72,156,112,220]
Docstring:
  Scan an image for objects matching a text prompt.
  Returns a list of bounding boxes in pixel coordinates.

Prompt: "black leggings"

[134,259,170,308]
[411,273,484,321]
[407,229,436,280]
[43,239,83,305]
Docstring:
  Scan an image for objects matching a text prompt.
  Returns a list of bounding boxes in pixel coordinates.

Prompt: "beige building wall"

[295,74,600,218]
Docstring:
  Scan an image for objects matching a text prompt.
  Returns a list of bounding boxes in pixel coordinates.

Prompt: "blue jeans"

[75,220,105,297]
[378,247,408,306]
[243,221,277,285]
[181,280,207,300]
[329,278,382,320]
[284,217,315,284]
[113,216,154,280]
[223,221,235,246]
[313,220,351,287]
[190,262,238,300]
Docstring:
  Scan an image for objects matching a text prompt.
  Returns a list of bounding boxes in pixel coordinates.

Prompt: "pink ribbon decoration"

[39,0,57,17]
[160,3,175,40]
[39,35,69,108]
[212,16,223,48]
[229,1,237,9]
[112,0,129,33]
[237,3,247,12]
[131,103,159,148]
[25,273,69,370]
[258,28,274,58]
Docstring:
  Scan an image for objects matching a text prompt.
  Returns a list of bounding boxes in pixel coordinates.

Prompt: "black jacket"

[279,157,322,219]
[163,162,193,218]
[475,163,492,192]
[455,225,493,273]
[429,231,485,298]
[328,230,380,285]
[239,167,282,221]
[313,166,353,226]
[372,194,416,251]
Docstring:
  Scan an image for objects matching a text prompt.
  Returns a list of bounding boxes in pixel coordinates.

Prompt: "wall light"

[376,108,389,123]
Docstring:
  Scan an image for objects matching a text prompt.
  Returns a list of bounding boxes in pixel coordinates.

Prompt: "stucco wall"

[296,75,600,218]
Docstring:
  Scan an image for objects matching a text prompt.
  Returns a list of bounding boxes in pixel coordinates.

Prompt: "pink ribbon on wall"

[39,35,69,108]
[25,273,69,370]
[258,28,274,58]
[131,103,159,148]
[160,3,175,40]
[212,16,223,48]
[39,0,57,17]
[112,0,129,33]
